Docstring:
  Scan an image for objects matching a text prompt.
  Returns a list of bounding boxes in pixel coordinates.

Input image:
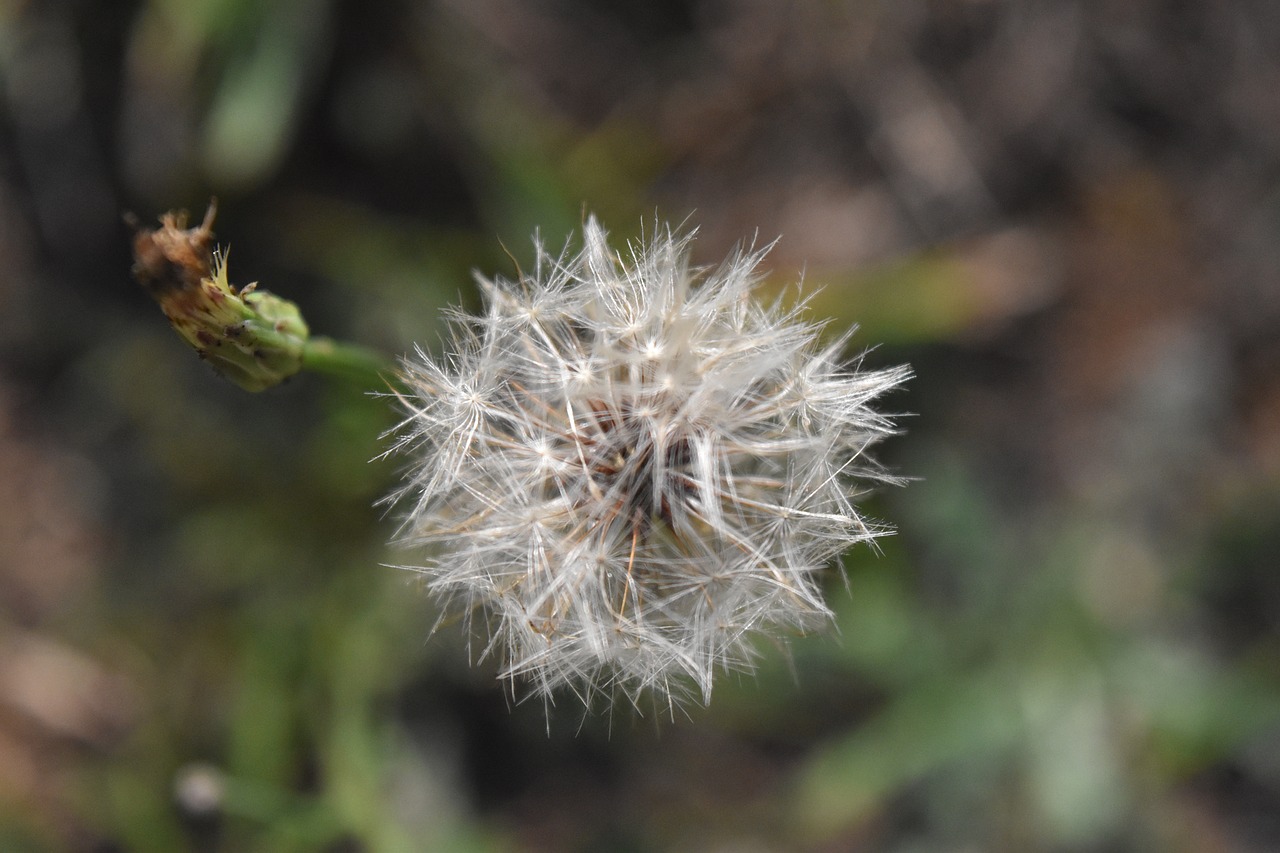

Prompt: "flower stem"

[301,336,399,391]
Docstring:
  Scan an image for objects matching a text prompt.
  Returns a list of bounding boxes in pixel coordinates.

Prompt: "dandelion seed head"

[386,216,909,709]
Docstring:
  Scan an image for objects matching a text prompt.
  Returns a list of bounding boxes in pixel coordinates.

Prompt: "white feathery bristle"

[385,216,909,710]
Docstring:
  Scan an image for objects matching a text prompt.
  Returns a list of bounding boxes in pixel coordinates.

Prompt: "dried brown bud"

[129,199,309,391]
[131,199,218,297]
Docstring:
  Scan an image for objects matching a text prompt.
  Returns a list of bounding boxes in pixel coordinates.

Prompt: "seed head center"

[576,399,694,527]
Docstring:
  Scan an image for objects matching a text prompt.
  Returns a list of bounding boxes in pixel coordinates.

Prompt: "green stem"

[301,337,400,391]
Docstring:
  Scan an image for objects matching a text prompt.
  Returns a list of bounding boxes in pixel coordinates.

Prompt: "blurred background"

[2,0,1280,850]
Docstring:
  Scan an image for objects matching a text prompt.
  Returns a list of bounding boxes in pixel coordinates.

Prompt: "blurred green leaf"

[792,666,1025,841]
[200,0,334,188]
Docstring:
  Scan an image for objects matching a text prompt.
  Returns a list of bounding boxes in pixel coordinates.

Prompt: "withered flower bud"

[130,200,309,392]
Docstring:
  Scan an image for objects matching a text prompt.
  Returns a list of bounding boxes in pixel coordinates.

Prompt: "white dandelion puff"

[385,216,909,709]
